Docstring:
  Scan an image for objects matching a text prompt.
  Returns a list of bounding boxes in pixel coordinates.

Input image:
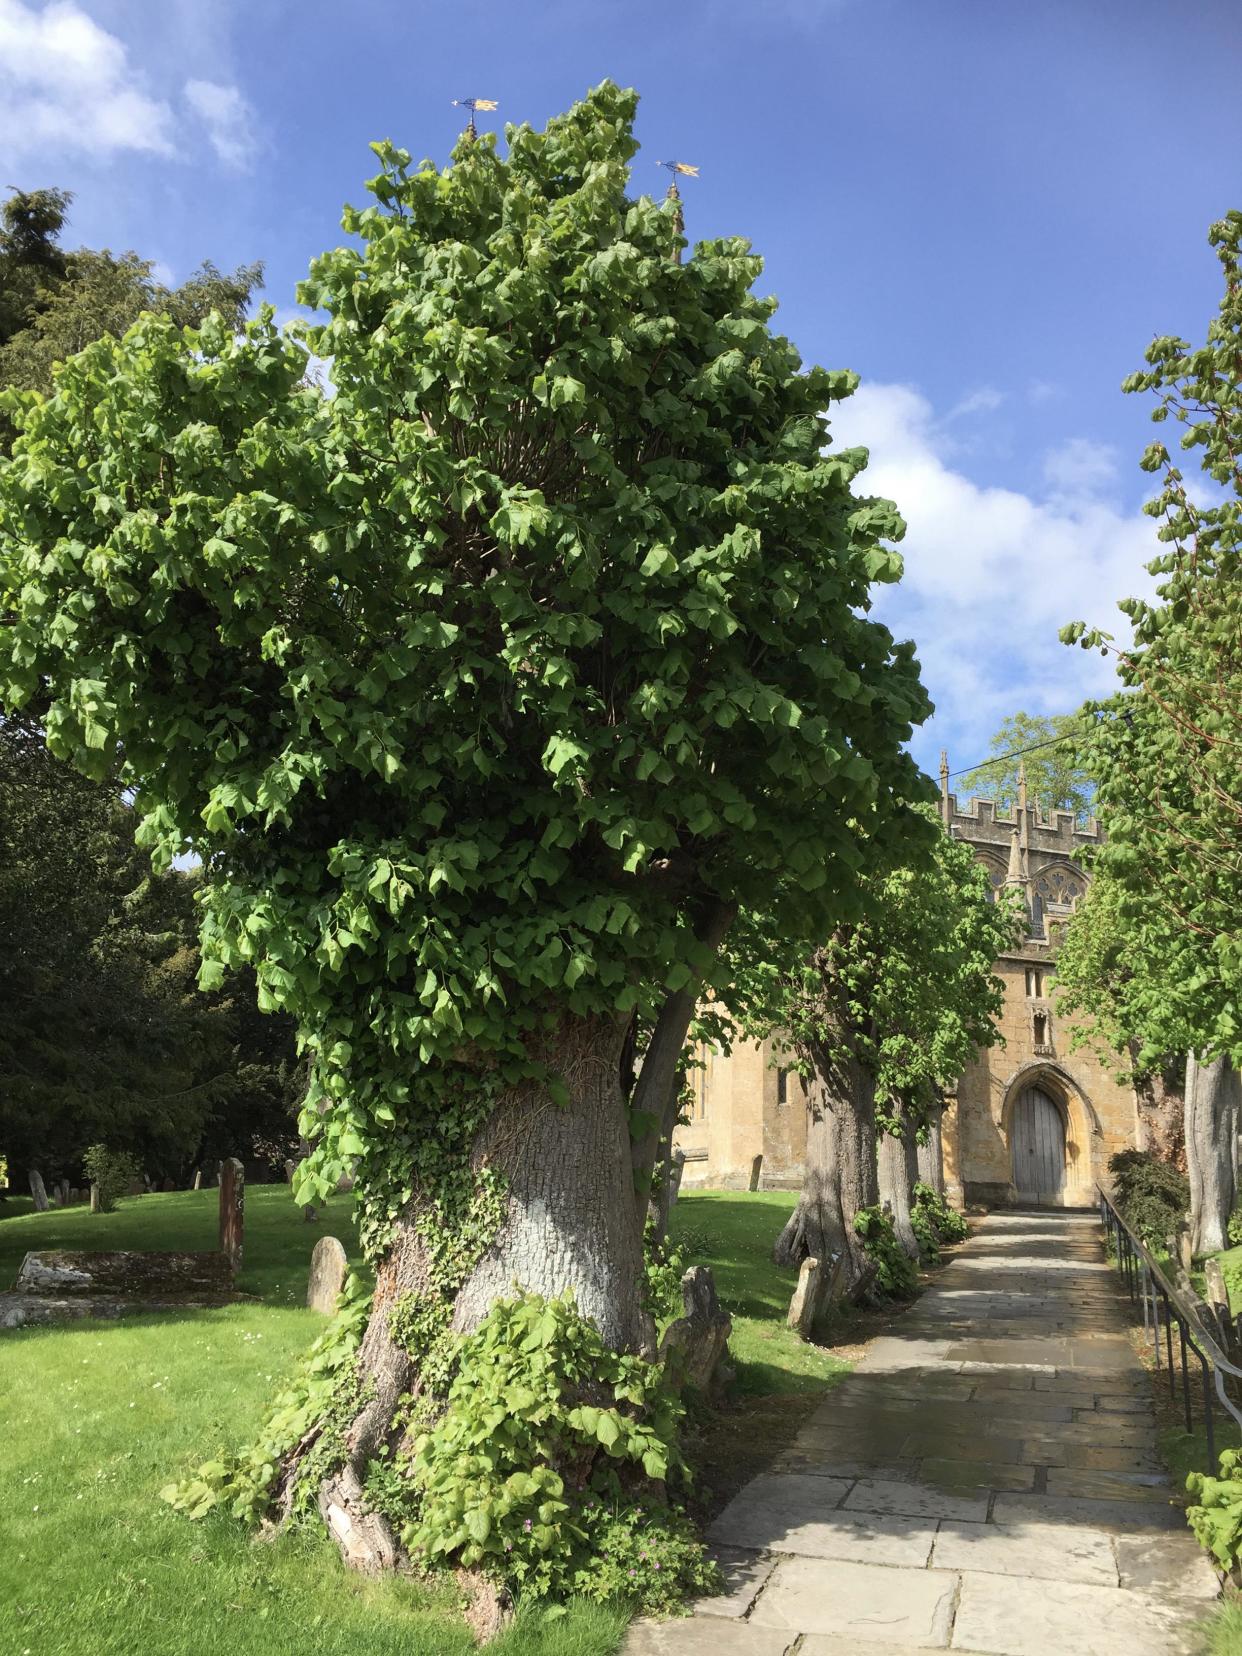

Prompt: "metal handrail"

[1097,1185,1242,1470]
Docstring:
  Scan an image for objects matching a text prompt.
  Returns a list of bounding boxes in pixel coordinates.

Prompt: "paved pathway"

[626,1210,1219,1656]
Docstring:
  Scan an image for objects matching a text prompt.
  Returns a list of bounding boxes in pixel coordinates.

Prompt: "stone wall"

[674,1036,807,1189]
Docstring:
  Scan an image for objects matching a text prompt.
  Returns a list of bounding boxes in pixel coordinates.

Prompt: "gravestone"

[787,1256,823,1336]
[219,1158,244,1274]
[284,1159,298,1184]
[303,1204,319,1224]
[307,1235,348,1313]
[90,1183,101,1214]
[192,1169,202,1191]
[1205,1256,1230,1318]
[748,1153,763,1192]
[59,1179,71,1206]
[1178,1227,1194,1277]
[659,1265,734,1395]
[668,1147,687,1207]
[29,1170,49,1212]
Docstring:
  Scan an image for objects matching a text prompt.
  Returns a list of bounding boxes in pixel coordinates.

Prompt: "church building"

[674,760,1156,1208]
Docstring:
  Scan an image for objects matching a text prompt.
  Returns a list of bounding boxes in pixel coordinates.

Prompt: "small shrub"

[910,1181,969,1263]
[1227,1208,1242,1247]
[1108,1148,1189,1250]
[642,1223,688,1328]
[1188,1446,1242,1571]
[854,1206,918,1298]
[81,1144,142,1213]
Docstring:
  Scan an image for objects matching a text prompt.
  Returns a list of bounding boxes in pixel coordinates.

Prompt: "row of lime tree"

[0,82,1237,1619]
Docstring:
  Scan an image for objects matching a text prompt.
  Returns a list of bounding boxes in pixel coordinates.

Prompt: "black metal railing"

[1098,1185,1242,1471]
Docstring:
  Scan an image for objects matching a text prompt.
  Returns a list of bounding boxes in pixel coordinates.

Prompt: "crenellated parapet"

[937,752,1097,951]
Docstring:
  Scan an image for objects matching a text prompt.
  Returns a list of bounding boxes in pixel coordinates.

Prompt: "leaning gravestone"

[307,1236,348,1313]
[748,1153,763,1192]
[788,1256,823,1336]
[29,1170,49,1213]
[659,1265,734,1396]
[192,1169,202,1191]
[219,1158,244,1275]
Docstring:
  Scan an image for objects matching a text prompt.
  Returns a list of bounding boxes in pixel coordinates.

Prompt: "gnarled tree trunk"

[1187,1052,1240,1257]
[311,1013,649,1575]
[917,1103,945,1196]
[878,1119,920,1260]
[773,1038,877,1292]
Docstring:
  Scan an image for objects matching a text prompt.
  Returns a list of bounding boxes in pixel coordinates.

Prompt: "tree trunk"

[773,1039,877,1292]
[311,1012,648,1574]
[917,1104,944,1196]
[878,1121,920,1260]
[1187,1052,1240,1256]
[628,901,734,1220]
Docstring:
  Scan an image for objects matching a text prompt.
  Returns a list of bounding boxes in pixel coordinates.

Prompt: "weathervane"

[451,97,499,140]
[655,160,698,254]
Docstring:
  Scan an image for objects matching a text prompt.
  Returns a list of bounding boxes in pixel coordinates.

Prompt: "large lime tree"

[0,86,930,1565]
[1062,209,1242,1252]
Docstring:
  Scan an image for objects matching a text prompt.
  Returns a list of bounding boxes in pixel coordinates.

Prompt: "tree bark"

[1187,1052,1240,1256]
[628,900,734,1221]
[878,1120,920,1260]
[310,1012,649,1575]
[773,1038,877,1292]
[917,1104,945,1195]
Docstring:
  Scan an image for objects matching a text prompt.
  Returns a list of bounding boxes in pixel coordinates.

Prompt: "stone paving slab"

[694,1548,777,1619]
[710,1479,936,1566]
[707,1472,852,1551]
[844,1476,989,1523]
[747,1555,958,1645]
[917,1458,1037,1494]
[952,1571,1199,1656]
[1114,1530,1221,1600]
[623,1619,794,1655]
[931,1517,1118,1586]
[798,1641,994,1656]
[992,1491,1185,1531]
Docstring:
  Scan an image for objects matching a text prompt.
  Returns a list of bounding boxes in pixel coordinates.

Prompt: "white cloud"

[184,77,255,170]
[0,0,175,161]
[1042,436,1120,500]
[948,385,1005,419]
[830,383,1156,770]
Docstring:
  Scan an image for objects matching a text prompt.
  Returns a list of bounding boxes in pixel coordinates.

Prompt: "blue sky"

[2,0,1239,783]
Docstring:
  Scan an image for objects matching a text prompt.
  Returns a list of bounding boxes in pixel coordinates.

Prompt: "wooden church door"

[1012,1087,1066,1206]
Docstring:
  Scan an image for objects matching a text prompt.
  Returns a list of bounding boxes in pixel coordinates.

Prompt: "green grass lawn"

[0,1187,625,1656]
[0,1184,848,1656]
[668,1189,854,1395]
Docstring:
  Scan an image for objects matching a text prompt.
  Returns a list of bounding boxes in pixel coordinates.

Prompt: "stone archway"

[1000,1061,1100,1207]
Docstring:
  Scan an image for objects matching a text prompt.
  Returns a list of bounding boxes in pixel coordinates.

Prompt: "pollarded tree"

[0,86,930,1572]
[1062,210,1242,1253]
[768,812,1016,1286]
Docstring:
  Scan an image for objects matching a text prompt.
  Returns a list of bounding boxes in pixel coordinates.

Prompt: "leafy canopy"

[1062,210,1242,1066]
[0,84,930,1239]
